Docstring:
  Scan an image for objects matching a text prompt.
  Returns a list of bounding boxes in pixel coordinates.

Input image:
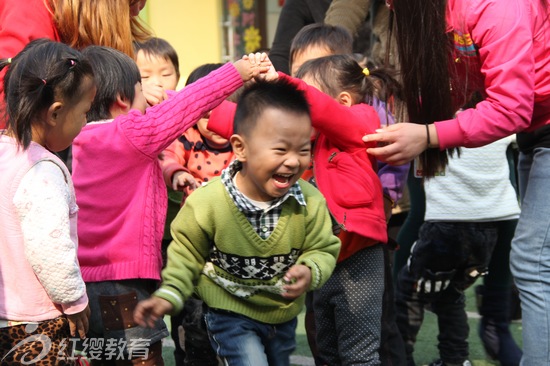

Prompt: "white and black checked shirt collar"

[221,160,306,239]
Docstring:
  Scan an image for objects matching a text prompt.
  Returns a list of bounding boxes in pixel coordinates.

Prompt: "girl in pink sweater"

[71,45,268,364]
[0,39,93,364]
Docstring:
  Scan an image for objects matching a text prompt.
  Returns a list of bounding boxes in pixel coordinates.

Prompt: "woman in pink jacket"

[363,0,550,364]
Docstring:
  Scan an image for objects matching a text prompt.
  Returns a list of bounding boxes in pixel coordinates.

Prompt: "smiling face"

[232,107,312,202]
[44,76,96,152]
[135,51,179,91]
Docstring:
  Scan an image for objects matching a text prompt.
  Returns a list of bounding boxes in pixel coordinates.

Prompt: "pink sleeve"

[208,100,237,139]
[436,0,534,149]
[119,63,243,157]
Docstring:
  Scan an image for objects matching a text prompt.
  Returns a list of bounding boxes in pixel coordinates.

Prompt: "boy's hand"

[134,296,173,328]
[172,171,198,191]
[66,305,91,339]
[142,83,168,106]
[234,52,272,82]
[281,264,312,299]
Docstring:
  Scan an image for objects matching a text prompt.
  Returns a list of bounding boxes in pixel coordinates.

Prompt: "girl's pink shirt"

[436,0,550,149]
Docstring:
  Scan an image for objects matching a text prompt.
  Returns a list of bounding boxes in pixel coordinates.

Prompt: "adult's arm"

[435,0,535,149]
[269,0,331,74]
[364,0,538,165]
[324,0,372,36]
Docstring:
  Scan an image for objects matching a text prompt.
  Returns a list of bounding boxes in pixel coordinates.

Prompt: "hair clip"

[68,59,77,69]
[362,67,370,77]
[7,58,12,64]
[385,0,393,9]
[41,78,47,85]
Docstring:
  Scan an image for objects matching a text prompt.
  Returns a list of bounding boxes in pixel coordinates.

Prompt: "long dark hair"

[1,39,94,149]
[389,0,455,177]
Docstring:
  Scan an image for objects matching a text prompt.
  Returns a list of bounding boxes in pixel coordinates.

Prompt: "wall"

[142,1,282,89]
[144,1,223,89]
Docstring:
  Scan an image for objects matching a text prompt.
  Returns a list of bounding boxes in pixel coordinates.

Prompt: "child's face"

[290,45,332,76]
[45,76,96,152]
[136,51,179,91]
[196,115,230,149]
[233,107,312,202]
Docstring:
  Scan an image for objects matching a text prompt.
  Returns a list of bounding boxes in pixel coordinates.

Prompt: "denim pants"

[511,148,550,365]
[204,309,297,366]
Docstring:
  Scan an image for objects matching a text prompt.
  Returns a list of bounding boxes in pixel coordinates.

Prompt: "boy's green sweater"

[155,177,341,324]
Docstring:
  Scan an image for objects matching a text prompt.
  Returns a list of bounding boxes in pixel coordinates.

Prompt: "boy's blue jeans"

[511,148,550,365]
[204,309,297,366]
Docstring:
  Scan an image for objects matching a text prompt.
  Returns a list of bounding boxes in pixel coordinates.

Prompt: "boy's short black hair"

[133,37,180,80]
[289,23,353,69]
[82,45,142,121]
[234,79,310,137]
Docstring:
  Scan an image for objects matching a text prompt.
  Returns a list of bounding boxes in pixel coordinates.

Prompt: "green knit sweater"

[155,177,341,324]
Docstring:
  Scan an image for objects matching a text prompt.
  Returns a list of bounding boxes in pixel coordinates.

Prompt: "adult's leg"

[510,148,550,365]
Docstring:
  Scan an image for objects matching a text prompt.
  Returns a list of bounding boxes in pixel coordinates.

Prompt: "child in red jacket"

[208,53,401,365]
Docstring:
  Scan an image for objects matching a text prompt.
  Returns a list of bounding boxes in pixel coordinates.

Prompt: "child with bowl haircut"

[134,79,340,366]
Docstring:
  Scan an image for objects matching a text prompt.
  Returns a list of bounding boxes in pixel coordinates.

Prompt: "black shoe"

[479,318,522,366]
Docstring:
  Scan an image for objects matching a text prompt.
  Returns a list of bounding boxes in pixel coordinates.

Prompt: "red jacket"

[0,0,59,128]
[209,73,387,262]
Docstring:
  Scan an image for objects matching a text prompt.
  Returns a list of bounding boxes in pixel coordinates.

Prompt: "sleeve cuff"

[61,293,89,315]
[154,287,185,315]
[434,119,463,149]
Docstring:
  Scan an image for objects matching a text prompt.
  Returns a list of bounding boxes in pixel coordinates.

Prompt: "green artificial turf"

[161,283,523,366]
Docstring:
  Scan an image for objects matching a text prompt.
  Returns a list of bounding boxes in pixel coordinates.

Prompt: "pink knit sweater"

[72,63,243,282]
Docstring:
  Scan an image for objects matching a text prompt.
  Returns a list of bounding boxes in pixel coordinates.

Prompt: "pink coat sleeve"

[436,0,535,149]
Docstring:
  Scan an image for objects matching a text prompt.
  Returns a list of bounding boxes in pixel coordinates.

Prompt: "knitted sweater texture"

[72,63,243,282]
[156,178,341,324]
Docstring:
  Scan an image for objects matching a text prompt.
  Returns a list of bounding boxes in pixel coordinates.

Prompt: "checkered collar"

[221,160,306,212]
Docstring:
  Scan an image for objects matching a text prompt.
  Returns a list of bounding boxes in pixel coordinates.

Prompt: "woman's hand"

[363,123,439,165]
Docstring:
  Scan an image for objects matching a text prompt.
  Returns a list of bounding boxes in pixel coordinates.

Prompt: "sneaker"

[428,359,472,366]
